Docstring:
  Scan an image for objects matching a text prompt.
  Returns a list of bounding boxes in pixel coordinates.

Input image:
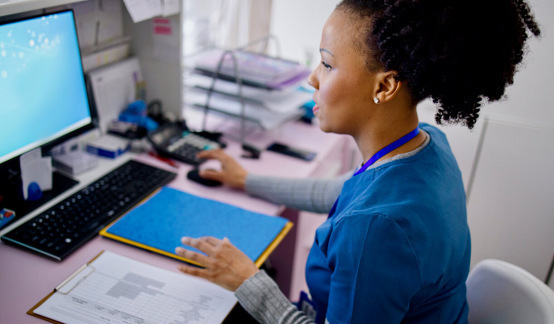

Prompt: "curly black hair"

[337,0,541,129]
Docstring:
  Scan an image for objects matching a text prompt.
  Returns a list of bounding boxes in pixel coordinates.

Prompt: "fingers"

[175,246,211,266]
[194,149,248,189]
[175,237,225,264]
[197,148,228,161]
[177,263,209,279]
[195,150,239,183]
[203,236,226,246]
[180,236,219,253]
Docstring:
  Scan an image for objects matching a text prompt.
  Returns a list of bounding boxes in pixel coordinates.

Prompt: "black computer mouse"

[186,169,223,187]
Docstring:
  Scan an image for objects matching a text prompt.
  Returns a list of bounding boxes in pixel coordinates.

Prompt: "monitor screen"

[0,10,93,165]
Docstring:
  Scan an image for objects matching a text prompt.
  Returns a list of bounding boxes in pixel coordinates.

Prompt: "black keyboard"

[1,160,176,261]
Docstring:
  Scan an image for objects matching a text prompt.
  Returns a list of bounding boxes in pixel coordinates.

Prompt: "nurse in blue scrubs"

[174,0,541,323]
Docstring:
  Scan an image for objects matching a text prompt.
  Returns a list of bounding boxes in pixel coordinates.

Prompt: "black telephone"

[147,122,226,166]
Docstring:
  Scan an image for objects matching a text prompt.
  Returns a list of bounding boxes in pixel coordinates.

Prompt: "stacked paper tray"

[185,49,313,130]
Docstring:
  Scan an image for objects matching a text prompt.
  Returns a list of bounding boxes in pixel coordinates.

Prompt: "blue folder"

[100,187,292,267]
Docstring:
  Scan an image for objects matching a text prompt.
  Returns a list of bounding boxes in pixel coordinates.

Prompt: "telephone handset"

[147,122,226,166]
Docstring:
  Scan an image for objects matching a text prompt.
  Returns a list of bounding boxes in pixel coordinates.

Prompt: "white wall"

[484,0,554,124]
[270,0,554,288]
[270,0,339,67]
[466,117,554,283]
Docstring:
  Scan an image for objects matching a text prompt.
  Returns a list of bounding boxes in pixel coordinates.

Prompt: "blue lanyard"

[329,127,420,217]
[353,127,420,176]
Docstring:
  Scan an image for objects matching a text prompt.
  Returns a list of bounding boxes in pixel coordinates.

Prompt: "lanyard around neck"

[353,127,420,177]
[328,127,420,219]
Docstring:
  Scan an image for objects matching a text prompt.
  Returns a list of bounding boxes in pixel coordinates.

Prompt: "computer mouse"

[186,169,223,187]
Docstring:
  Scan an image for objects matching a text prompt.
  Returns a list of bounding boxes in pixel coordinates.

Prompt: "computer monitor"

[0,10,96,221]
[0,10,95,164]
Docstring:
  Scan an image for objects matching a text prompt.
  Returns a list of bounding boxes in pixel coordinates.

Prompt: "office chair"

[466,259,554,324]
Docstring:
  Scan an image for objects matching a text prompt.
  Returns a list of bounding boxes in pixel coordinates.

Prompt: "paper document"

[123,0,162,23]
[162,0,180,16]
[20,148,52,199]
[32,251,237,324]
[89,57,142,133]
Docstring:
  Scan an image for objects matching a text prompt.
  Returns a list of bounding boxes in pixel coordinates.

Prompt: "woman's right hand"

[196,149,248,190]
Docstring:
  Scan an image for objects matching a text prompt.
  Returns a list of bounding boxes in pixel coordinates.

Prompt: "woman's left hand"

[175,236,259,291]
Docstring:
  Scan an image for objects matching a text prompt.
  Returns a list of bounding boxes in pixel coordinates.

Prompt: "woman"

[175,0,540,323]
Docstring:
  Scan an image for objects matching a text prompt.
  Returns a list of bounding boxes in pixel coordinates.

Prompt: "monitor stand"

[0,170,78,227]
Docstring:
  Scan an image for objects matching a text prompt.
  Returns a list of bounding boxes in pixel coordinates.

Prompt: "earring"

[373,97,380,104]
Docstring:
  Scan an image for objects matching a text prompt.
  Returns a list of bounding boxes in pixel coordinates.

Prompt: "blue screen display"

[0,11,91,164]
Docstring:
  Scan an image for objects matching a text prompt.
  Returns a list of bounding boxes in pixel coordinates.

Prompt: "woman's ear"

[373,71,401,104]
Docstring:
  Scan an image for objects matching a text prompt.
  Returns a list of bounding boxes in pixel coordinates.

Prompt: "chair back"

[466,259,554,324]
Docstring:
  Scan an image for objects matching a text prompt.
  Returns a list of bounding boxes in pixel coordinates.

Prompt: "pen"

[148,151,179,168]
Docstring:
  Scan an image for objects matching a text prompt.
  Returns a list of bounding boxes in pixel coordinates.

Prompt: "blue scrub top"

[305,124,470,324]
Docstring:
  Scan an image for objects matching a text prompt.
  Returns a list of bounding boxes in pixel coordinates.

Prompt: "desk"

[0,120,353,323]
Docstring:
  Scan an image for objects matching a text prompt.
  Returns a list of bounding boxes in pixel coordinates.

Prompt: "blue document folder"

[100,187,292,267]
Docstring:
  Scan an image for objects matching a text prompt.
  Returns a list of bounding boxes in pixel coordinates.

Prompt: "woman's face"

[308,9,378,136]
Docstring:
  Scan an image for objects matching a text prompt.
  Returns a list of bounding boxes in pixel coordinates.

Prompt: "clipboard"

[26,250,238,324]
[28,251,105,323]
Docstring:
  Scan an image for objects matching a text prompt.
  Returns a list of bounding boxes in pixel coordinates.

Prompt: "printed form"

[33,251,237,324]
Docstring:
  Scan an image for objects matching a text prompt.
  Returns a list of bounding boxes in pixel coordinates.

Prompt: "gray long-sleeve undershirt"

[244,171,352,214]
[235,270,318,324]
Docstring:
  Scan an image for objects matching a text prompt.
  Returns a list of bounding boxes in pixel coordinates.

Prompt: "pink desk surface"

[0,120,350,323]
